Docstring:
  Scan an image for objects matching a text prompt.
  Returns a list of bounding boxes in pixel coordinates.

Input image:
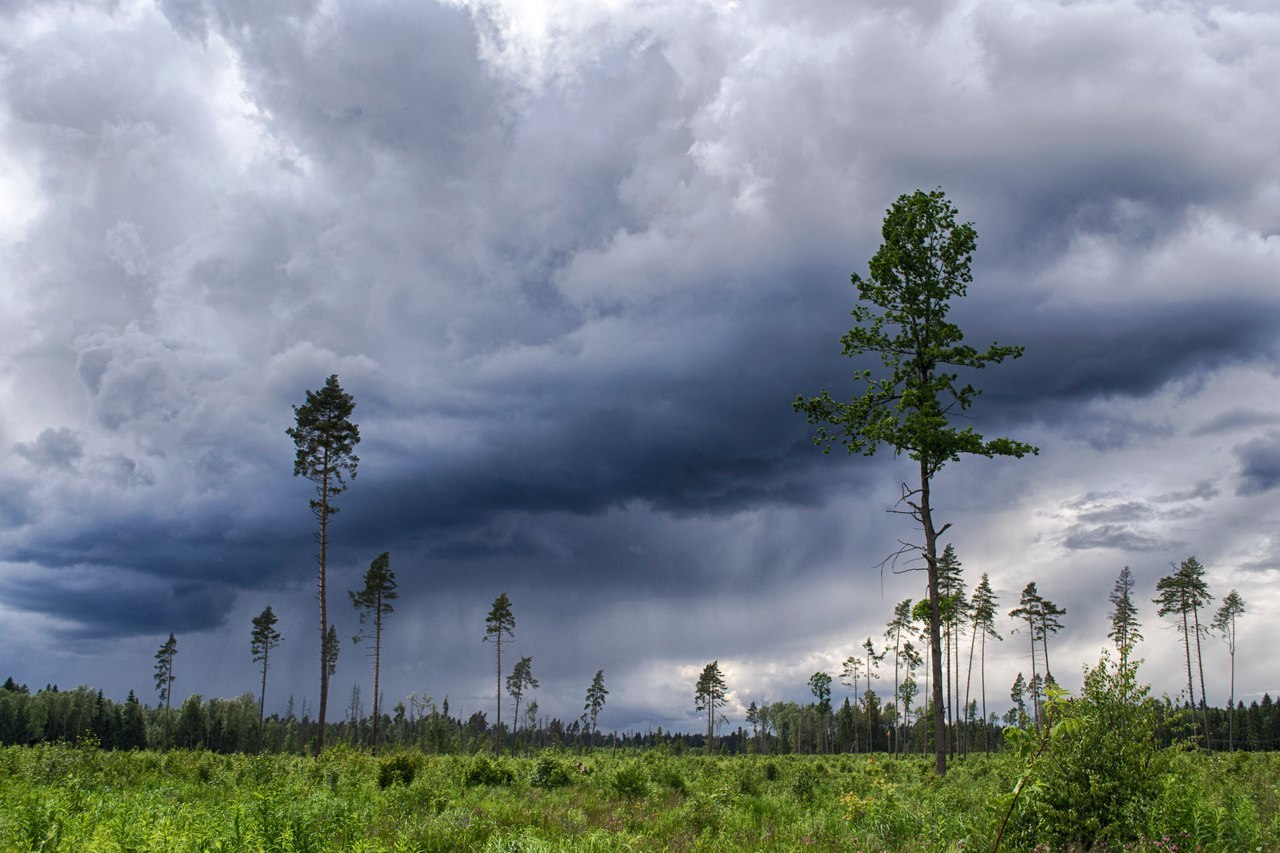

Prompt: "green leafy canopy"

[794,188,1037,475]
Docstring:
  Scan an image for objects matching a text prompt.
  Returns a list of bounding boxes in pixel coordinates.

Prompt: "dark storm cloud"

[1234,431,1280,496]
[0,565,237,639]
[3,0,1280,727]
[971,298,1280,409]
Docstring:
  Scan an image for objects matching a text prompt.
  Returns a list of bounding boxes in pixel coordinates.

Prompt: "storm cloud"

[1,0,1278,731]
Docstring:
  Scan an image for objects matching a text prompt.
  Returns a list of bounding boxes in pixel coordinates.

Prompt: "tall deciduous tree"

[1212,589,1245,751]
[153,632,177,750]
[350,552,397,753]
[250,605,282,749]
[288,374,360,753]
[695,660,728,753]
[483,593,516,737]
[506,656,538,734]
[794,189,1036,775]
[1155,556,1213,749]
[584,669,608,747]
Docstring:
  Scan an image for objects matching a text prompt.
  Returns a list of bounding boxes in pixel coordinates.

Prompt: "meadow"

[2,741,1278,852]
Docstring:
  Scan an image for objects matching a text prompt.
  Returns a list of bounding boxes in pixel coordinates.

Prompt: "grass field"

[2,742,1279,851]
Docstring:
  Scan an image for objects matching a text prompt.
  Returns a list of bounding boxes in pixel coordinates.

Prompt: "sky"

[1,0,1278,736]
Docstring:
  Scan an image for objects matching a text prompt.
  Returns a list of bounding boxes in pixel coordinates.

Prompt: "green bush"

[529,752,572,789]
[608,761,650,798]
[994,651,1166,850]
[463,754,514,787]
[378,753,418,788]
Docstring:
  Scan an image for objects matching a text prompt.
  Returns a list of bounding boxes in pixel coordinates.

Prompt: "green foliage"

[464,754,515,787]
[0,743,1275,851]
[995,651,1167,850]
[529,752,572,789]
[607,760,651,798]
[377,753,418,789]
[793,188,1036,474]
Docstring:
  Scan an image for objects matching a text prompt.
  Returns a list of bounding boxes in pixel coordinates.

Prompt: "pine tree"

[695,661,728,753]
[967,573,1001,754]
[250,605,282,750]
[1155,557,1214,749]
[153,633,177,750]
[505,656,538,736]
[584,670,608,747]
[1009,584,1043,726]
[288,374,360,753]
[350,552,397,753]
[483,593,516,739]
[884,598,913,756]
[937,544,967,756]
[1212,589,1246,750]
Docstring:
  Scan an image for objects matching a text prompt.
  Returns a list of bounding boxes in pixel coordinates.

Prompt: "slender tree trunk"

[1040,617,1052,688]
[316,449,330,755]
[258,648,269,752]
[953,615,962,756]
[1228,617,1236,751]
[980,631,989,754]
[1191,604,1210,751]
[964,618,978,758]
[1179,607,1196,743]
[920,460,947,776]
[1026,618,1038,726]
[944,618,953,758]
[892,627,901,758]
[372,593,382,754]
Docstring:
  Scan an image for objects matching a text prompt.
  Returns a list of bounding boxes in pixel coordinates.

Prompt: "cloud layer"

[1,0,1278,731]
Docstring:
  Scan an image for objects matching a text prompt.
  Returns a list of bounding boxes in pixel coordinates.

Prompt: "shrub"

[463,754,514,787]
[994,650,1165,850]
[529,752,572,789]
[608,761,650,798]
[378,753,418,789]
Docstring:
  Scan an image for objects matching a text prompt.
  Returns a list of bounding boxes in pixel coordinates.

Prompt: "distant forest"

[3,676,1280,756]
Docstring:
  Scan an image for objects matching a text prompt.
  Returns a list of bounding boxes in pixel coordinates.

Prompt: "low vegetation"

[1,739,1276,851]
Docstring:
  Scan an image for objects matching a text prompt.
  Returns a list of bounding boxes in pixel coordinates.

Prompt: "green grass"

[1,744,1277,851]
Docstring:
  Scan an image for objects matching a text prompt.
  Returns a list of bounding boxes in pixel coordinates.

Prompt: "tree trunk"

[964,618,978,757]
[316,448,330,755]
[1191,603,1210,751]
[1179,606,1196,744]
[258,648,268,752]
[920,459,947,776]
[372,593,381,754]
